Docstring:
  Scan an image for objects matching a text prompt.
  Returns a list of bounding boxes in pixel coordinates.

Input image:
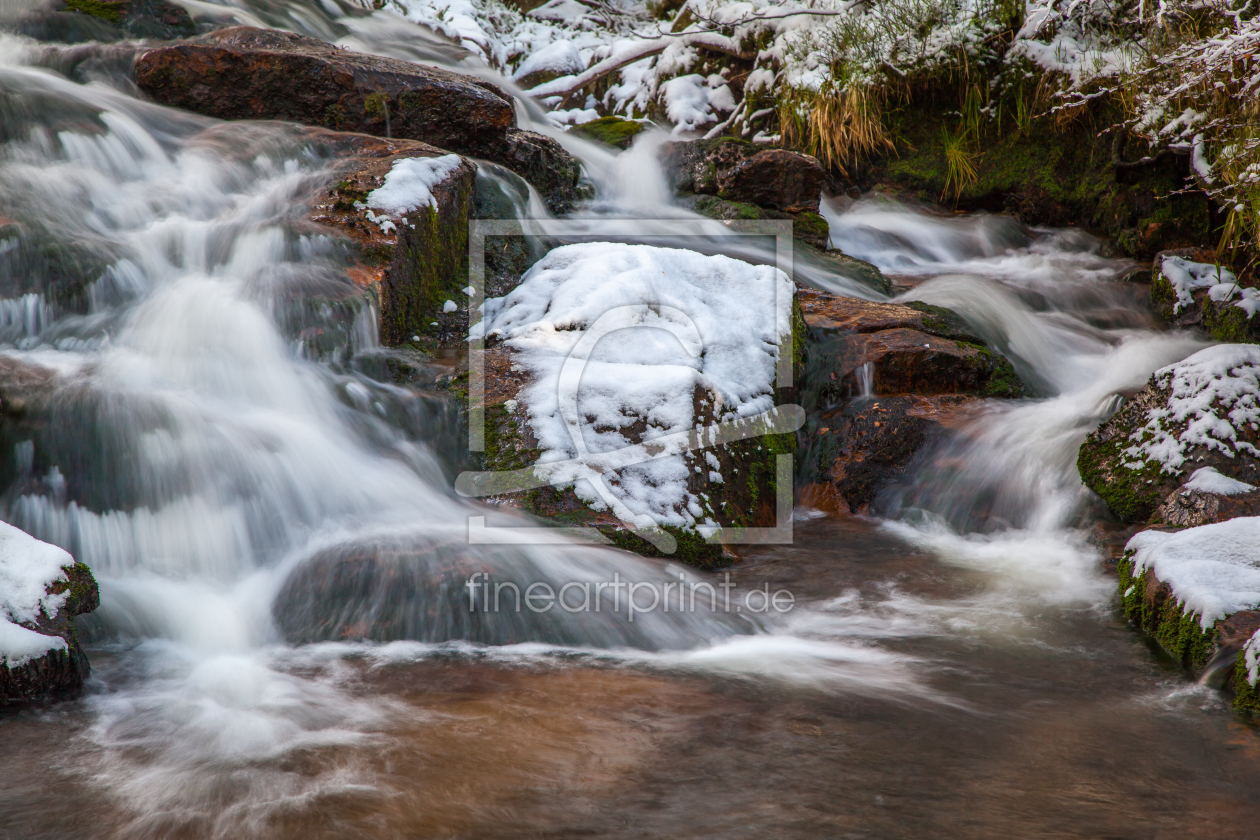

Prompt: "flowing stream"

[1,3,1259,838]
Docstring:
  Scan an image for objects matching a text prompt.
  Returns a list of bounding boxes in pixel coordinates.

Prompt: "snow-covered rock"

[1079,344,1260,522]
[0,520,99,704]
[464,242,801,563]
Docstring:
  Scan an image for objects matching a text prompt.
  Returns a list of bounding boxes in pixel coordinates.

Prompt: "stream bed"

[0,1,1258,837]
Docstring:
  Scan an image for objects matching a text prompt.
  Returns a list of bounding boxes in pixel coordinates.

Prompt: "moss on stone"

[1204,298,1260,344]
[570,116,645,150]
[1118,553,1216,672]
[1149,272,1179,323]
[64,0,126,24]
[869,96,1211,258]
[1077,426,1169,523]
[1234,656,1260,715]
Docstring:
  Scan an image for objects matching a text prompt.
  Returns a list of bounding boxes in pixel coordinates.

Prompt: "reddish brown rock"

[134,28,581,211]
[805,394,981,513]
[302,129,478,346]
[810,327,1023,401]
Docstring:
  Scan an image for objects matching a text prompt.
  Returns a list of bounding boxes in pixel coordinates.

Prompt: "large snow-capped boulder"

[0,521,99,705]
[303,130,478,347]
[1078,344,1260,522]
[462,242,802,566]
[134,28,581,212]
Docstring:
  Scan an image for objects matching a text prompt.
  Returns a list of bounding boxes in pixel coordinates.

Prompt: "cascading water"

[2,2,1259,838]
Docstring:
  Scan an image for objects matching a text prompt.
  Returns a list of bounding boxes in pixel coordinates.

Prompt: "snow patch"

[365,154,464,217]
[1182,466,1256,496]
[1126,517,1260,629]
[1161,256,1239,315]
[0,519,74,668]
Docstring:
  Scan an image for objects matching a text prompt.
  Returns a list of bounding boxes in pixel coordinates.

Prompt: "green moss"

[1077,429,1168,522]
[364,92,389,118]
[1204,298,1260,344]
[64,0,126,24]
[358,242,394,267]
[1149,272,1179,323]
[324,104,347,128]
[1118,553,1215,671]
[971,344,1025,397]
[1234,656,1260,715]
[792,211,830,245]
[872,95,1210,257]
[570,116,645,150]
[903,301,986,345]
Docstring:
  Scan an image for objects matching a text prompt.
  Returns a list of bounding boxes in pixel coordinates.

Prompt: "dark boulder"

[662,137,825,214]
[135,28,514,149]
[20,0,194,42]
[133,28,583,211]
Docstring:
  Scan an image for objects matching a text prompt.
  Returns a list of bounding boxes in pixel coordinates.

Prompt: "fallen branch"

[526,32,754,101]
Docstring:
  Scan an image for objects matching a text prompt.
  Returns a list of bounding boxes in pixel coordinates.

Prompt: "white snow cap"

[1182,466,1257,496]
[1126,517,1260,628]
[512,39,584,81]
[1123,343,1260,474]
[472,242,793,530]
[1160,256,1246,316]
[0,519,74,668]
[366,154,464,217]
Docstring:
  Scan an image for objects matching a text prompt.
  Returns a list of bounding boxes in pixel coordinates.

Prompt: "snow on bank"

[1160,256,1248,316]
[1123,344,1260,473]
[1126,517,1260,629]
[471,242,793,530]
[0,520,74,668]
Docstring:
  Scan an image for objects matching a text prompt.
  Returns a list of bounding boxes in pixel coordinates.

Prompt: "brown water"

[4,517,1259,840]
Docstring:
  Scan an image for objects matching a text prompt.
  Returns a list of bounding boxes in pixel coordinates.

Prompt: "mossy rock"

[1118,554,1216,672]
[570,116,645,150]
[866,94,1212,259]
[689,194,830,251]
[1078,365,1260,522]
[1204,298,1260,345]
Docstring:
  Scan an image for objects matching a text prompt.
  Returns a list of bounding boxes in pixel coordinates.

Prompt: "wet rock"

[1078,345,1260,523]
[687,194,831,252]
[303,130,478,347]
[1151,480,1260,529]
[271,534,751,649]
[798,288,984,343]
[810,328,1023,400]
[472,129,582,215]
[662,137,825,214]
[17,0,193,42]
[570,115,644,150]
[133,28,582,211]
[803,395,981,513]
[1,545,100,706]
